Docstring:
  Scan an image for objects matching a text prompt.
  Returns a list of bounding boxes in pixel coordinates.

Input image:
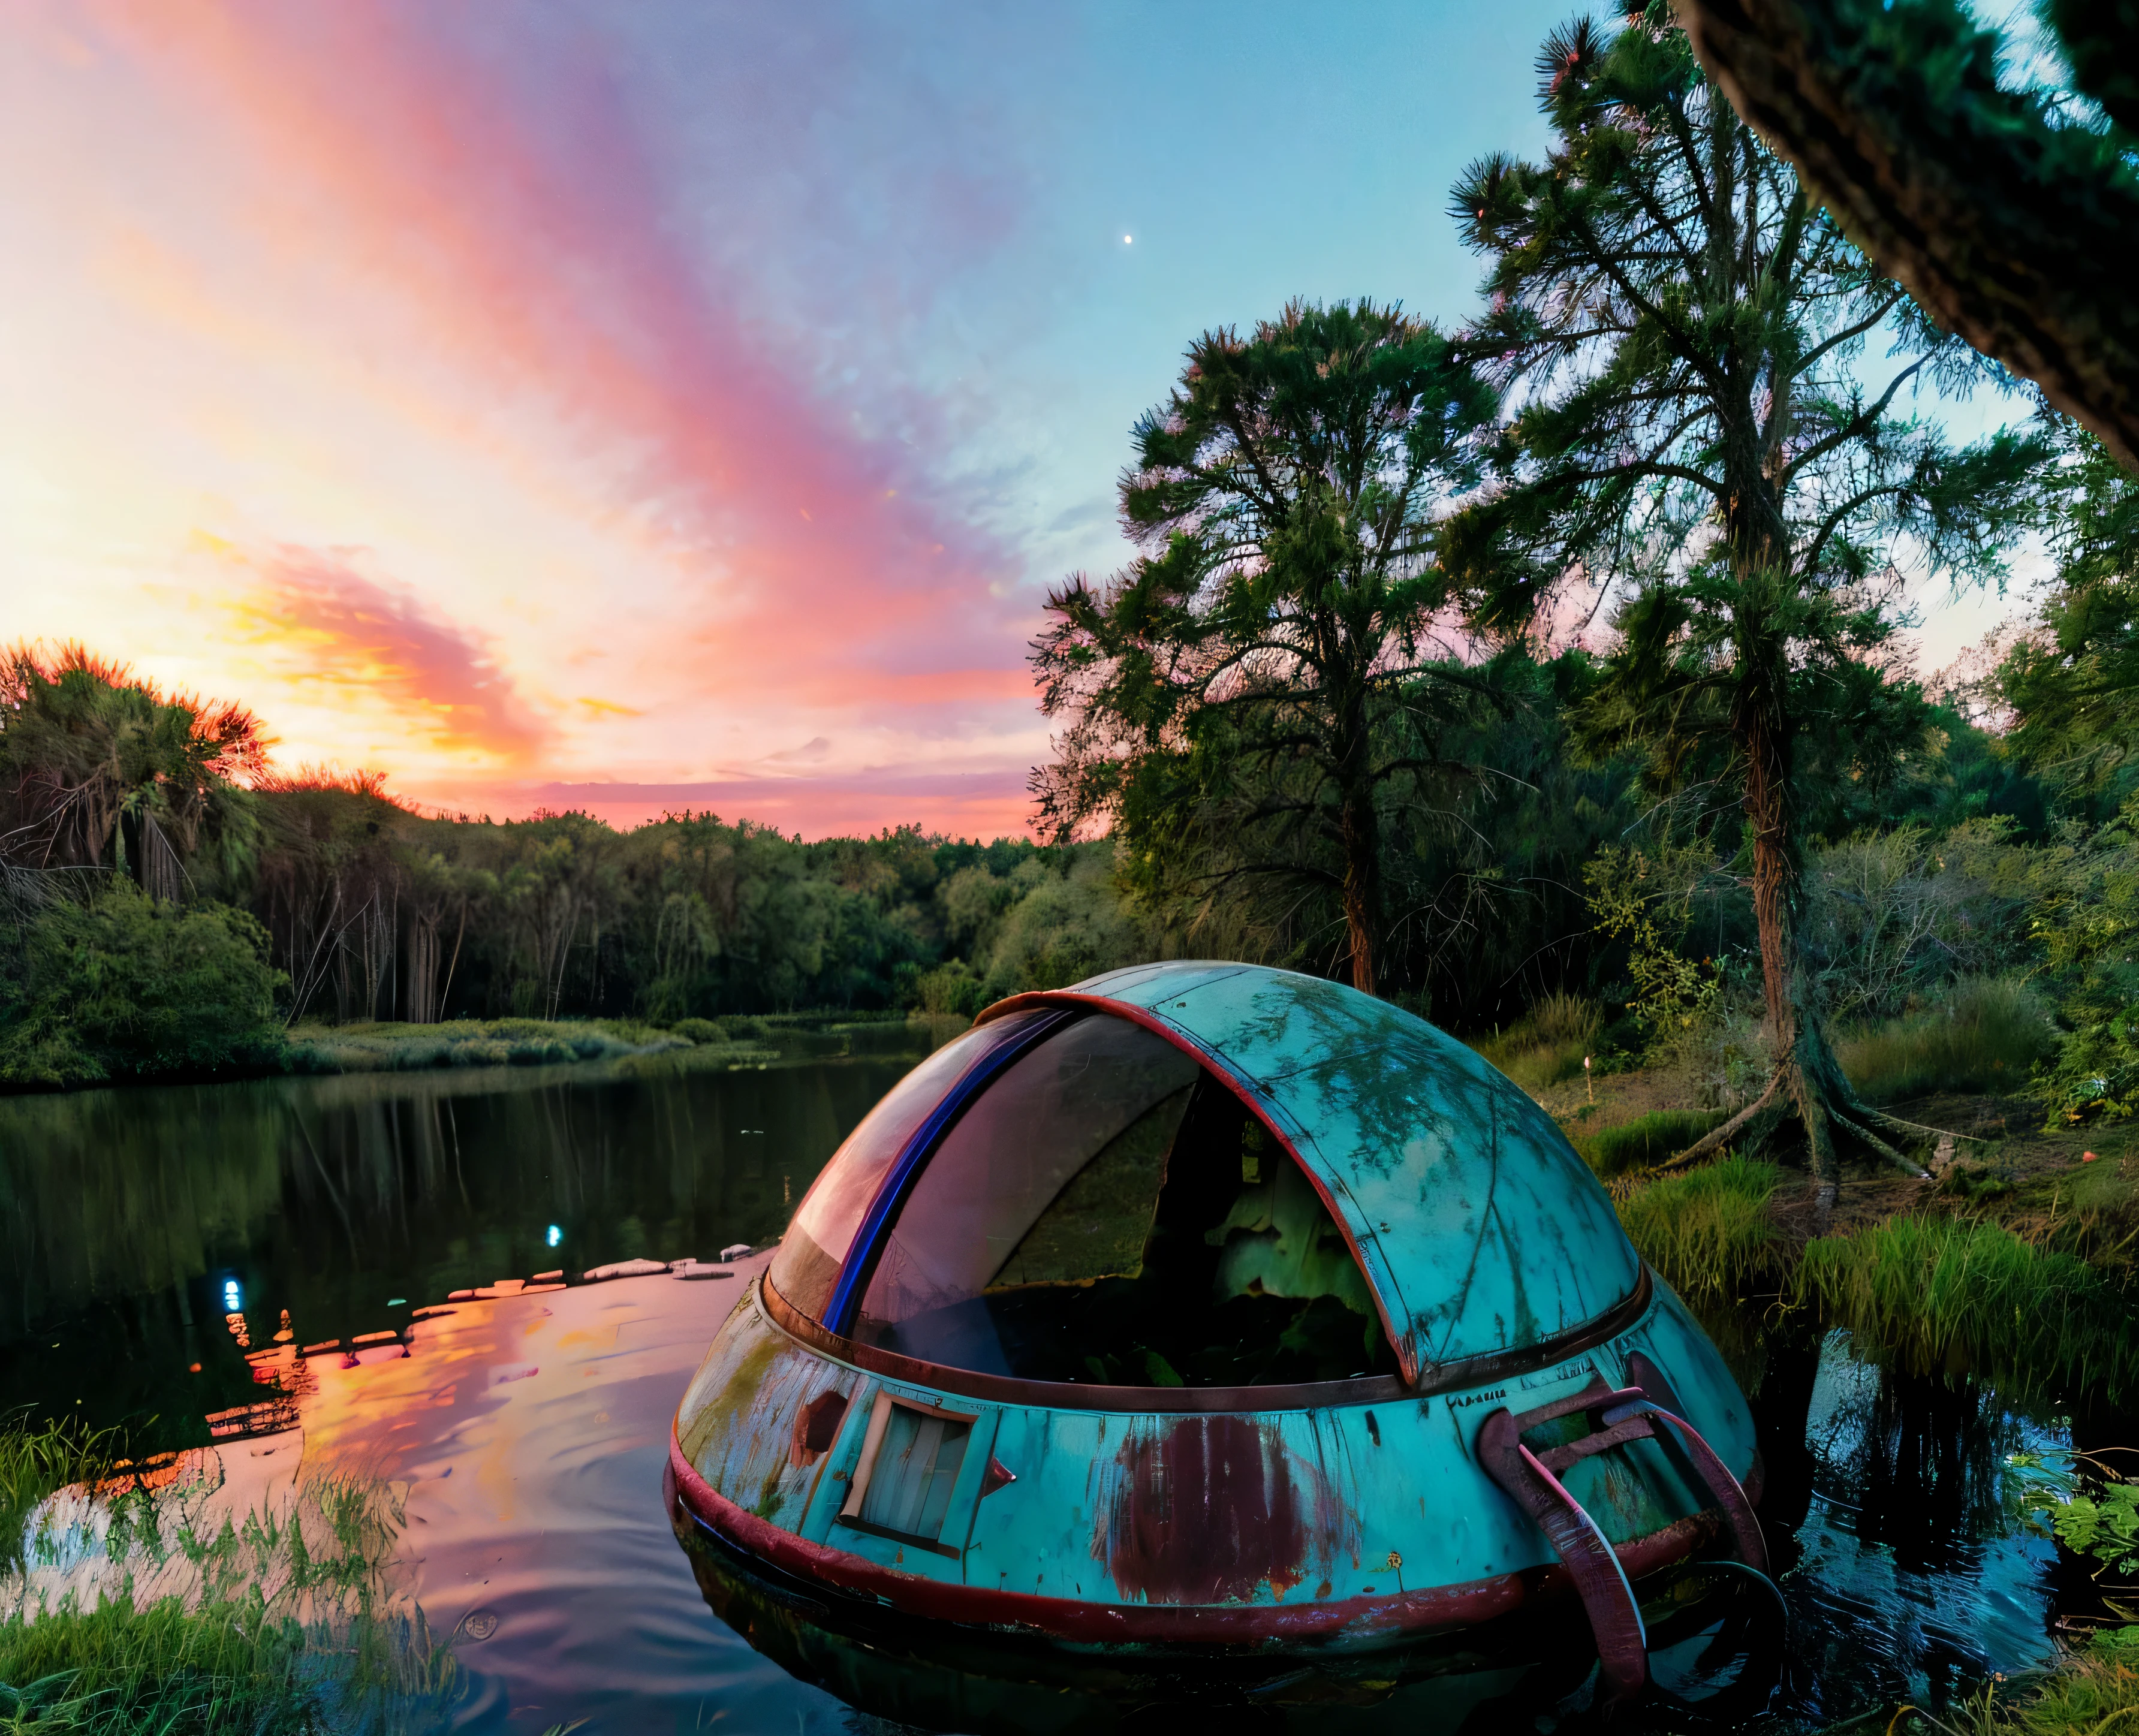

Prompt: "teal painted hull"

[671,963,1766,1667]
[670,1268,1757,1651]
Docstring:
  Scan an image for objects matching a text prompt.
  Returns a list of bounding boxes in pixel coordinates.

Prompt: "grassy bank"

[1795,1217,2139,1408]
[1615,1156,1789,1304]
[0,1419,451,1735]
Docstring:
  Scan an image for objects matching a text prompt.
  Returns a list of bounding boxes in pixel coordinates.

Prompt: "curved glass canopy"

[767,965,1642,1390]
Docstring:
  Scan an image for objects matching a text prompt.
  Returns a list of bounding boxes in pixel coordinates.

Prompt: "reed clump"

[1473,991,1601,1092]
[1794,1217,2139,1408]
[0,1421,452,1735]
[1613,1156,1788,1304]
[1836,974,2056,1105]
[0,1417,124,1577]
[1574,1107,1734,1177]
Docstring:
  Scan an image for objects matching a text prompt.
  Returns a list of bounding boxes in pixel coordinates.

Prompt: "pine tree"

[1447,11,2053,1195]
[1031,300,1498,996]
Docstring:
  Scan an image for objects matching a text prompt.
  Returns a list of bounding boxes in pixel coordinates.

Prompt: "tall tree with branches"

[1031,299,1498,996]
[1447,11,2053,1192]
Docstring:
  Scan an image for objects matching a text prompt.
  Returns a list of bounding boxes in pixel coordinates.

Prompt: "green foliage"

[2000,435,2139,799]
[1471,990,1599,1090]
[0,884,285,1086]
[0,1417,123,1577]
[0,644,266,903]
[1794,1218,2139,1406]
[1574,1109,1734,1177]
[1613,1156,1786,1303]
[1583,846,1718,1047]
[0,1419,449,1735]
[282,1018,710,1076]
[1835,975,2057,1104]
[1031,297,1499,994]
[2054,1484,2139,1577]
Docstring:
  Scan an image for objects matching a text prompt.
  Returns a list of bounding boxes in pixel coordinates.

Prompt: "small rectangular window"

[840,1393,975,1555]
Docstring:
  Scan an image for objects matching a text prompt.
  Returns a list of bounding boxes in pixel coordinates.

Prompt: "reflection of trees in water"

[1807,1342,2026,1575]
[0,1056,909,1437]
[1760,1334,2062,1726]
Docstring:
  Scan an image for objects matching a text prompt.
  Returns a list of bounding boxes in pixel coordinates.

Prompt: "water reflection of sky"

[0,1054,2092,1731]
[1766,1333,2065,1731]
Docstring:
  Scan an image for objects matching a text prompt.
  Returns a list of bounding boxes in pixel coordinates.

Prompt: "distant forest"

[0,637,2058,1091]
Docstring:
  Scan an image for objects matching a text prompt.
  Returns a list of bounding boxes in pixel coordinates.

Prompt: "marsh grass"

[0,1419,124,1578]
[285,1017,697,1075]
[1837,975,2056,1105]
[1795,1217,2139,1408]
[1574,1108,1733,1177]
[1,1423,452,1735]
[1614,1157,1789,1304]
[1473,991,1601,1092]
[1878,1630,2139,1734]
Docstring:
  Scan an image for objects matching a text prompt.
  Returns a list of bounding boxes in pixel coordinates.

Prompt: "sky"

[0,1,2032,840]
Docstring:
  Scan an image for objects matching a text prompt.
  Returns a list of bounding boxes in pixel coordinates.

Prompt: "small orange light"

[2084,1151,2099,1162]
[188,1363,202,1373]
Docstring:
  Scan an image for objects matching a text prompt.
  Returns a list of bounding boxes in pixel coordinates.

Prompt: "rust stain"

[1092,1415,1358,1605]
[788,1390,848,1466]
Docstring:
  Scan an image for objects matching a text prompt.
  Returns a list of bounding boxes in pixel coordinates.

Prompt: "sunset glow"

[1,1,2003,836]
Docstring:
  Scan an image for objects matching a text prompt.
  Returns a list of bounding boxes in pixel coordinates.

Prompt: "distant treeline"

[0,641,2060,1090]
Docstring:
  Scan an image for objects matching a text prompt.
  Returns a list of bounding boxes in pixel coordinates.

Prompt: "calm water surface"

[0,1039,2093,1732]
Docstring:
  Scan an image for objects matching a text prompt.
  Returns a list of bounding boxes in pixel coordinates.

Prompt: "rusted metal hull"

[669,1270,1761,1659]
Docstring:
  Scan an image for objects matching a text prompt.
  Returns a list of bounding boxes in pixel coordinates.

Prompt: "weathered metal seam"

[668,1430,1737,1647]
[756,1265,1656,1415]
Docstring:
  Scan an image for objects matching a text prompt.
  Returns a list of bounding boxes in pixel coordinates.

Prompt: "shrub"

[1836,974,2056,1105]
[1473,991,1601,1091]
[1614,1156,1786,1303]
[0,885,286,1087]
[671,1017,725,1044]
[911,962,989,1018]
[1572,1108,1731,1177]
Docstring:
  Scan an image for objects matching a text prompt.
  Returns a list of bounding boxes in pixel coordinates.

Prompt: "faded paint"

[671,963,1765,1656]
[1090,1413,1359,1605]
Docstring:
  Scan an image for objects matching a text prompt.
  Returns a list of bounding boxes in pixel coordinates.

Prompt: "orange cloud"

[221,543,549,765]
[79,0,1035,723]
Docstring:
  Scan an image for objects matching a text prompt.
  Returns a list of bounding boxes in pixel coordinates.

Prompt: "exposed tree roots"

[1658,1017,1932,1213]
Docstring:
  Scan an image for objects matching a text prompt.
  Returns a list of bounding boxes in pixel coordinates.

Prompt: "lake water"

[0,1038,2093,1732]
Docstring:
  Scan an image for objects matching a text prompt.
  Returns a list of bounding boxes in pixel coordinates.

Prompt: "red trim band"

[668,1429,1735,1650]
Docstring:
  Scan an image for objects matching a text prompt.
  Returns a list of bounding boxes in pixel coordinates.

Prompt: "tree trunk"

[1665,644,1929,1198]
[1337,777,1379,999]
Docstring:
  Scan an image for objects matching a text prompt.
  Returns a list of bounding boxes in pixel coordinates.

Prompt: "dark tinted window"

[853,1015,1394,1387]
[767,1013,1048,1322]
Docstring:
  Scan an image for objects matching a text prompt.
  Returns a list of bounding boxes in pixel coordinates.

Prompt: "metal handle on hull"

[1477,1354,1771,1705]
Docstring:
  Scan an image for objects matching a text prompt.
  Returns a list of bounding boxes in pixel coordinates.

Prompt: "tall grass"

[1,1422,452,1735]
[1473,991,1600,1092]
[0,1418,123,1577]
[1794,1217,2139,1408]
[285,1017,697,1075]
[1836,974,2056,1104]
[1572,1108,1733,1177]
[1614,1157,1788,1304]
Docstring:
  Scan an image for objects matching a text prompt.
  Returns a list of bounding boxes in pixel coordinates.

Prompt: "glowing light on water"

[222,1279,242,1311]
[546,1225,562,1248]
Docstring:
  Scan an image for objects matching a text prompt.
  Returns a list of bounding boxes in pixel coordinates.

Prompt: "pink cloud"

[226,544,550,764]
[80,0,1039,719]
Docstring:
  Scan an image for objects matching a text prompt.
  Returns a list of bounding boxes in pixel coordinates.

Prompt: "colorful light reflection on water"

[0,1047,2103,1731]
